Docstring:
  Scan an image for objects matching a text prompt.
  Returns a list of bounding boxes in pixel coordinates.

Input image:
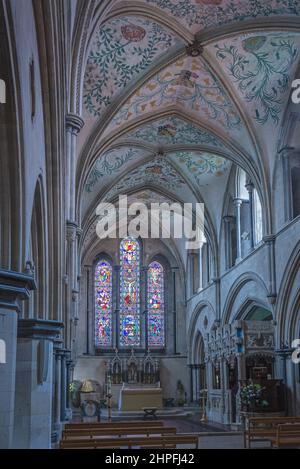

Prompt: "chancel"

[1,0,300,450]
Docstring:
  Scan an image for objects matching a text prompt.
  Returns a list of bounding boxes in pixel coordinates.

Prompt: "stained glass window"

[95,260,112,347]
[120,237,140,347]
[147,261,165,348]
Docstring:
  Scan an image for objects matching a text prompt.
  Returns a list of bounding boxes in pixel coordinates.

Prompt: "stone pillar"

[13,319,63,448]
[0,269,36,448]
[52,345,63,443]
[263,235,277,304]
[65,114,84,222]
[171,267,178,354]
[223,216,234,269]
[281,149,293,222]
[197,246,203,293]
[245,181,255,250]
[60,350,67,422]
[65,221,78,350]
[233,198,243,262]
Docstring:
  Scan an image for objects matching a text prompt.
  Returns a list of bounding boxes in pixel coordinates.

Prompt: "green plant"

[240,383,269,411]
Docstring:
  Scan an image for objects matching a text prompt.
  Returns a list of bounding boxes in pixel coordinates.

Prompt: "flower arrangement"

[240,383,269,412]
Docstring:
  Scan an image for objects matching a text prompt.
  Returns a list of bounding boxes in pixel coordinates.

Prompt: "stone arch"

[276,239,300,345]
[222,272,270,326]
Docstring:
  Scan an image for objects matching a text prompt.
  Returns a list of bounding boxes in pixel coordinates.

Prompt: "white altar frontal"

[118,384,163,411]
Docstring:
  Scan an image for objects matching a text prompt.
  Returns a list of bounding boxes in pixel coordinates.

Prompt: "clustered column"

[233,198,243,262]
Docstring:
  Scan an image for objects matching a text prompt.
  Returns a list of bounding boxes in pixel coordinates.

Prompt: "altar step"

[100,406,200,420]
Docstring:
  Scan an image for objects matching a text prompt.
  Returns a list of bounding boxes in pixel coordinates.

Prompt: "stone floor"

[70,411,276,449]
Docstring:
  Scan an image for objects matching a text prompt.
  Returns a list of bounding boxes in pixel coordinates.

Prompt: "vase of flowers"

[240,383,269,413]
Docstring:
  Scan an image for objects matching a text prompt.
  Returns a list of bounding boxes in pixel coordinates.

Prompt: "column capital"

[17,318,64,341]
[233,198,243,207]
[263,234,276,245]
[66,220,78,241]
[0,268,36,312]
[223,215,234,224]
[278,146,295,159]
[66,113,84,134]
[245,181,254,193]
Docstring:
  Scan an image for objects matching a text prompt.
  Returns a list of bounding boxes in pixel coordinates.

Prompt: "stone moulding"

[17,319,64,341]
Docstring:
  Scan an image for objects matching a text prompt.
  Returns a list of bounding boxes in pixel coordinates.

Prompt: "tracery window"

[119,237,140,347]
[94,260,113,347]
[147,261,165,348]
[94,239,166,349]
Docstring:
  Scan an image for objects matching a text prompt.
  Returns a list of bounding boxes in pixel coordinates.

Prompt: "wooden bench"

[59,434,199,449]
[269,424,300,448]
[65,420,164,430]
[62,426,177,440]
[142,407,158,419]
[244,416,300,448]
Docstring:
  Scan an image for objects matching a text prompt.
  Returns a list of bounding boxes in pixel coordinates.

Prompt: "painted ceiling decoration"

[102,157,187,202]
[119,116,227,148]
[144,0,300,33]
[169,151,230,185]
[108,56,242,135]
[84,16,183,117]
[85,147,142,192]
[127,190,177,206]
[210,32,300,126]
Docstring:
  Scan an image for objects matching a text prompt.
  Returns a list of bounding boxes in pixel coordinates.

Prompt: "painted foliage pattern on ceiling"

[84,16,182,117]
[169,151,230,185]
[85,147,141,192]
[110,56,242,131]
[122,116,227,148]
[103,157,187,201]
[211,33,300,125]
[145,0,300,33]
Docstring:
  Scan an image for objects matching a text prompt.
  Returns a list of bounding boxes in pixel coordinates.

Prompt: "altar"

[119,385,163,411]
[105,349,162,410]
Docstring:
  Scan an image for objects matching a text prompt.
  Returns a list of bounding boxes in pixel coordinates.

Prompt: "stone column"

[223,216,234,269]
[65,114,84,222]
[0,268,36,448]
[245,181,255,250]
[281,149,293,222]
[197,246,203,293]
[60,350,67,422]
[233,198,243,262]
[65,221,78,350]
[263,235,277,304]
[66,355,73,410]
[13,319,63,448]
[171,267,178,354]
[52,345,63,443]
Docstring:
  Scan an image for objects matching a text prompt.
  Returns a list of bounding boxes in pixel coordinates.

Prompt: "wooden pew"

[65,420,164,430]
[244,416,300,448]
[269,424,300,448]
[59,434,199,449]
[62,426,177,440]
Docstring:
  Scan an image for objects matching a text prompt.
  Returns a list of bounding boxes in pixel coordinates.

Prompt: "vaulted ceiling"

[76,0,300,248]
